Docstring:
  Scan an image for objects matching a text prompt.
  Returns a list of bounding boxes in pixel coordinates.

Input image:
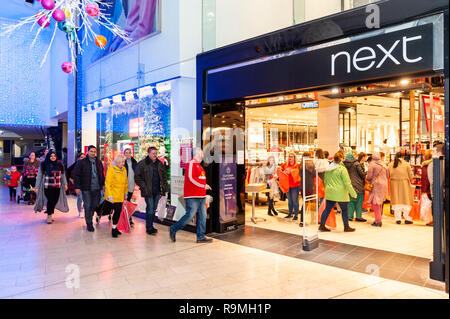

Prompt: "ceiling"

[0,125,45,140]
[0,0,40,20]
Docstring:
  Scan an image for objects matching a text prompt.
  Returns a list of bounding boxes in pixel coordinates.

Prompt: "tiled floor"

[0,189,447,299]
[245,199,434,258]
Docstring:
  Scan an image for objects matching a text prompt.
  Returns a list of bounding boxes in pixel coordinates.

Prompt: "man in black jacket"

[124,148,138,226]
[134,146,169,235]
[74,145,105,232]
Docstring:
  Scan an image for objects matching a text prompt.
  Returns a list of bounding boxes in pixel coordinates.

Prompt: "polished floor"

[0,190,447,299]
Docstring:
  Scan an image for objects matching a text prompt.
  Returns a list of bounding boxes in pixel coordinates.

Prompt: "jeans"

[348,193,364,219]
[321,200,349,227]
[145,194,160,231]
[44,188,60,215]
[286,186,300,217]
[76,193,83,212]
[9,186,17,199]
[170,197,207,240]
[82,190,102,227]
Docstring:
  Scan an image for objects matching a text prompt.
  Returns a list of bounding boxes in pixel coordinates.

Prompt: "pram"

[16,179,35,205]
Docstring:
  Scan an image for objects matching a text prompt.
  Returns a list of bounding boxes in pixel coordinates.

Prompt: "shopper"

[314,148,329,181]
[324,151,330,162]
[34,150,69,224]
[169,147,213,243]
[280,153,301,220]
[428,143,445,198]
[319,152,356,232]
[134,146,169,235]
[74,145,105,232]
[388,152,414,225]
[67,153,86,218]
[366,152,389,227]
[4,166,21,201]
[299,152,316,226]
[124,148,138,226]
[261,156,278,216]
[105,154,128,238]
[343,152,367,222]
[39,149,49,163]
[22,152,40,205]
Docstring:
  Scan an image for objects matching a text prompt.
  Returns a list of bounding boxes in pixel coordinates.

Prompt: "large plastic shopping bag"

[317,199,336,228]
[409,202,421,221]
[277,168,290,194]
[315,177,325,199]
[117,201,138,233]
[419,193,433,224]
[363,190,371,210]
[156,193,168,221]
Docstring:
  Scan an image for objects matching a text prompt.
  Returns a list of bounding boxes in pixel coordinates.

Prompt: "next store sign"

[206,23,435,102]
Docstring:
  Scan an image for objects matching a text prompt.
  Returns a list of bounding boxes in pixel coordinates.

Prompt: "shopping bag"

[277,168,290,194]
[117,201,138,233]
[315,177,325,199]
[317,199,336,228]
[363,191,371,210]
[419,193,432,224]
[156,193,168,221]
[409,202,421,221]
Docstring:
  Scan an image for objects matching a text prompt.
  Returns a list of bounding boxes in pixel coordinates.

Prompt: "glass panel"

[202,0,216,51]
[301,157,319,251]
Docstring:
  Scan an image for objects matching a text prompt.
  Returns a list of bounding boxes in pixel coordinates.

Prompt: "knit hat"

[345,152,354,160]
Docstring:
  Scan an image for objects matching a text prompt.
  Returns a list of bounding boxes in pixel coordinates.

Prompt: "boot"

[112,228,121,238]
[344,225,355,232]
[318,224,330,232]
[268,210,274,216]
[271,208,278,216]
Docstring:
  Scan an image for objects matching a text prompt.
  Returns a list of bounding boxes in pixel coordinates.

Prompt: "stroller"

[17,179,35,205]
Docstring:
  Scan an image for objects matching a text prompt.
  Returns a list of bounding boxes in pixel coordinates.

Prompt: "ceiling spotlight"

[331,88,339,94]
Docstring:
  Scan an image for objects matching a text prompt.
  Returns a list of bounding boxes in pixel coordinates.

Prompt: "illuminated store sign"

[301,101,318,109]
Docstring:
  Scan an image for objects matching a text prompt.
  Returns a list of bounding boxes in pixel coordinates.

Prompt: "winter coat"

[323,162,357,202]
[343,159,366,194]
[73,157,105,191]
[388,159,414,206]
[34,163,69,213]
[5,171,21,187]
[366,160,389,205]
[134,156,169,197]
[105,164,128,203]
[124,157,138,175]
[300,160,316,196]
[22,158,40,179]
[421,159,432,196]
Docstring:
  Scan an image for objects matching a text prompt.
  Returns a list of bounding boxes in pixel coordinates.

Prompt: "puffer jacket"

[105,164,128,203]
[343,159,366,194]
[324,162,357,202]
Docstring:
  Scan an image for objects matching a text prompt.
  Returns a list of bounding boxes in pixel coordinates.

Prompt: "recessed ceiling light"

[400,79,410,85]
[331,88,339,94]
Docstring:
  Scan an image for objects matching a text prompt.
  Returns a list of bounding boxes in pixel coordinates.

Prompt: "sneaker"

[87,225,95,232]
[46,215,52,224]
[371,222,382,227]
[404,220,413,225]
[299,222,304,227]
[78,212,83,218]
[292,216,298,221]
[196,237,213,243]
[146,228,158,235]
[396,220,401,224]
[284,214,293,219]
[169,230,176,242]
[355,218,367,222]
[318,224,330,232]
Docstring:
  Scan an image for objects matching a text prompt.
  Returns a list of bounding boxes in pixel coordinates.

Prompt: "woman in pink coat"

[366,152,389,227]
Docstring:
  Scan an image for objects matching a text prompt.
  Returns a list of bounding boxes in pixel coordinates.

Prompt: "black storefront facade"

[197,0,449,291]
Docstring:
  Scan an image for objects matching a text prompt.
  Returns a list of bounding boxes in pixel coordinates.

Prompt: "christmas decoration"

[62,61,73,73]
[1,0,131,72]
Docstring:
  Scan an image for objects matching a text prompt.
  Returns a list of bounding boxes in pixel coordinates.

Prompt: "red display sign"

[129,117,144,137]
[422,96,444,133]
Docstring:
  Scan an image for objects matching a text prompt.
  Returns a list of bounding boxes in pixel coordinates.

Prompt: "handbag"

[364,164,383,192]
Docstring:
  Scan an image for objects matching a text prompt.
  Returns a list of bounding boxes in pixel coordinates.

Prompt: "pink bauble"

[41,0,55,11]
[86,2,100,17]
[52,8,66,22]
[62,62,73,73]
[38,15,50,28]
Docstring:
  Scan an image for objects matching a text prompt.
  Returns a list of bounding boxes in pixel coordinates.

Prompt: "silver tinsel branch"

[0,0,131,68]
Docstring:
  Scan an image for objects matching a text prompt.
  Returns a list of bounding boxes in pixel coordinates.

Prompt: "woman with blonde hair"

[105,153,128,237]
[388,152,414,224]
[280,152,301,220]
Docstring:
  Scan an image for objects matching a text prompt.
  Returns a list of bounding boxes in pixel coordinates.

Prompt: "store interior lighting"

[331,88,339,94]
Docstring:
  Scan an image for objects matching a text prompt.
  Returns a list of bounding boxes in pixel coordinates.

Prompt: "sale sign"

[422,96,444,133]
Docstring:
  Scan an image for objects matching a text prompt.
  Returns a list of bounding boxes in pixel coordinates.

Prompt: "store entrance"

[241,76,445,260]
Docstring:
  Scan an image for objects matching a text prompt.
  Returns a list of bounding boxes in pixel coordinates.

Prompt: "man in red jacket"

[169,147,212,243]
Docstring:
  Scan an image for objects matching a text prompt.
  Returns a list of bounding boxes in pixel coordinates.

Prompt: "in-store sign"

[129,117,144,137]
[301,101,318,109]
[422,96,444,133]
